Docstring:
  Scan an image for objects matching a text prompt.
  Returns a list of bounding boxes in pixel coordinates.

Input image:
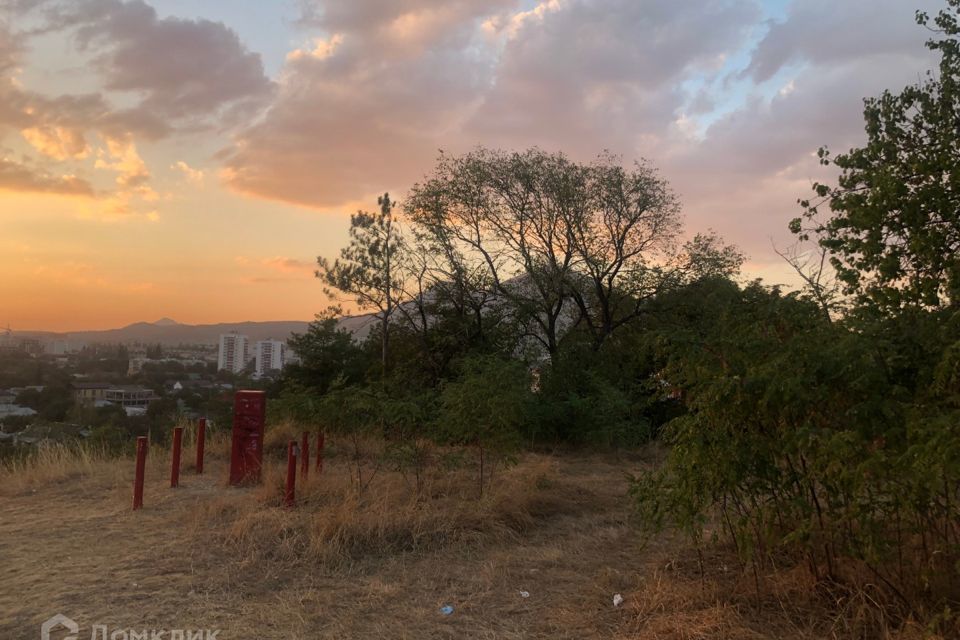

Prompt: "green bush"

[435,355,532,495]
[631,280,960,613]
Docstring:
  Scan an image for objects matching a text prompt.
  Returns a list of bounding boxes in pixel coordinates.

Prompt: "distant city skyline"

[0,0,943,331]
[4,316,315,334]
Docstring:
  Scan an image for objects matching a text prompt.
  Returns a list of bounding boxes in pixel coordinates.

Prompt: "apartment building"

[217,333,250,373]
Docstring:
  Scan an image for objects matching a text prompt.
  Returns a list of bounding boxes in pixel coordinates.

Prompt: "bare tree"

[773,238,844,322]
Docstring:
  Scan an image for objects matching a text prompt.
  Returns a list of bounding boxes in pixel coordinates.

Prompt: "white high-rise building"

[254,339,286,378]
[218,333,250,373]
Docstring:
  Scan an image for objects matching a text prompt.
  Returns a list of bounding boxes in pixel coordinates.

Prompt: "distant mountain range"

[11,315,377,346]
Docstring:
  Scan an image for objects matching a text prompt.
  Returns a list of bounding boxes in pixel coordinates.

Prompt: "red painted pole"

[284,441,297,507]
[300,431,309,480]
[316,431,325,474]
[170,427,183,488]
[133,436,147,510]
[229,391,266,485]
[195,417,206,474]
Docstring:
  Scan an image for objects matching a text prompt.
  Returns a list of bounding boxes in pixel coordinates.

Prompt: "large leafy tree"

[565,154,682,347]
[406,148,736,355]
[406,149,585,358]
[793,2,960,311]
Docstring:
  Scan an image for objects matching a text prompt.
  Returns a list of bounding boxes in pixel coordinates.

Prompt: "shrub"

[435,355,532,496]
[631,281,960,624]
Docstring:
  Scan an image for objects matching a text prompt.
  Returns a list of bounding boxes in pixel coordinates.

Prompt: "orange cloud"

[233,256,316,282]
[95,135,150,187]
[262,256,315,274]
[171,160,204,184]
[21,125,90,160]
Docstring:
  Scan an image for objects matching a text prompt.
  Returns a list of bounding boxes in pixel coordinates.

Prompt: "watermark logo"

[41,614,78,640]
[39,614,219,640]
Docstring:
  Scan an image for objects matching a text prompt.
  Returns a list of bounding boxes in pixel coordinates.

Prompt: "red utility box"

[229,390,266,485]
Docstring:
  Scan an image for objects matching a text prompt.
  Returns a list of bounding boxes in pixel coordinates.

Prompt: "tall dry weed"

[0,441,124,495]
[189,453,556,568]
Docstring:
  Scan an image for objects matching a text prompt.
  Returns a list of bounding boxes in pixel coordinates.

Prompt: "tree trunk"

[382,194,393,377]
[381,312,389,377]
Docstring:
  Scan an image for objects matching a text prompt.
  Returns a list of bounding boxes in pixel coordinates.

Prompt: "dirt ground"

[0,446,899,639]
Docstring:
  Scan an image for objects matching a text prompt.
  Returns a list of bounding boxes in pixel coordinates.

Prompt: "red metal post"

[195,417,206,474]
[170,427,183,488]
[133,436,147,510]
[284,441,297,507]
[300,431,309,480]
[316,431,325,474]
[229,391,267,486]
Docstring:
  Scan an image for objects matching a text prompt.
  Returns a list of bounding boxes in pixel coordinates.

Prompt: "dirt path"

[0,449,714,640]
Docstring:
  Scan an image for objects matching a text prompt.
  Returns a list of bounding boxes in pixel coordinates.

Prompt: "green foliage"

[146,395,179,425]
[794,2,960,311]
[88,422,137,452]
[317,193,405,373]
[376,384,437,491]
[16,383,73,421]
[535,339,654,446]
[75,344,129,375]
[287,147,742,464]
[645,11,960,617]
[435,355,531,451]
[632,275,960,611]
[0,350,71,391]
[678,231,746,282]
[314,384,381,438]
[286,314,372,393]
[435,355,532,493]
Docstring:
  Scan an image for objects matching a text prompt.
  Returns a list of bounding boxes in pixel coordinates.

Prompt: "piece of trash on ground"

[519,590,530,598]
[613,593,624,607]
[440,605,454,616]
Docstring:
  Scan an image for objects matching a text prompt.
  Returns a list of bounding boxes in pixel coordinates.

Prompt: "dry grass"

[0,441,128,496]
[612,546,955,640]
[191,454,556,568]
[0,432,950,639]
[0,424,232,498]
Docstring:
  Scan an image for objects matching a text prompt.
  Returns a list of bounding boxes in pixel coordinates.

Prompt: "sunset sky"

[0,0,942,331]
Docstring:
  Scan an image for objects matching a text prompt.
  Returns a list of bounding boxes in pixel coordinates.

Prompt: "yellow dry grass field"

[0,435,939,639]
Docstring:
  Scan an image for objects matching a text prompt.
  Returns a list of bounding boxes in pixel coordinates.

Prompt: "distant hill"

[12,315,377,346]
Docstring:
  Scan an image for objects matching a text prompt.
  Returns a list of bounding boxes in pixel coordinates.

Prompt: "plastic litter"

[613,593,624,608]
[519,590,530,598]
[440,605,454,616]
